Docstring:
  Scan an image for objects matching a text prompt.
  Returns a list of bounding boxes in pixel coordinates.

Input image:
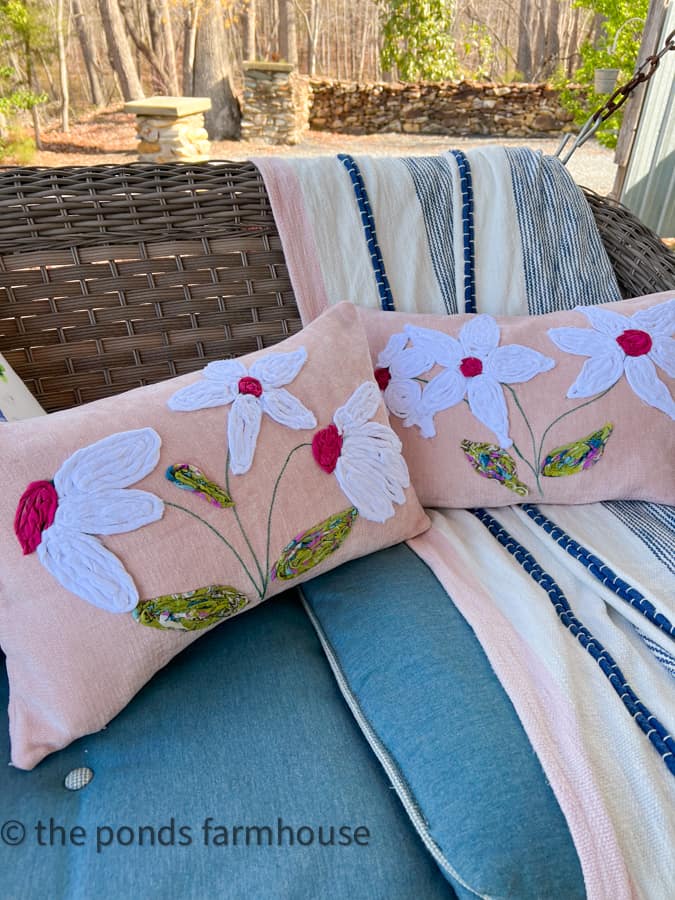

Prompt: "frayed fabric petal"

[566,350,625,399]
[54,488,164,536]
[650,335,675,379]
[38,525,139,613]
[575,306,632,337]
[249,347,308,389]
[623,298,675,337]
[404,324,463,367]
[54,428,161,496]
[486,344,555,383]
[547,326,617,358]
[459,314,500,357]
[333,381,381,431]
[203,359,247,383]
[167,378,237,411]
[624,356,675,419]
[467,374,511,448]
[384,379,422,425]
[228,394,263,475]
[261,387,317,430]
[377,332,409,367]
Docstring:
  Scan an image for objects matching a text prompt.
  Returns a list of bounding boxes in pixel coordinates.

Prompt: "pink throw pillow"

[0,303,429,769]
[360,292,675,508]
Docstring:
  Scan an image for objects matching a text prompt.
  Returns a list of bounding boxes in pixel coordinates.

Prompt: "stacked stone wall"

[241,63,310,145]
[308,79,579,137]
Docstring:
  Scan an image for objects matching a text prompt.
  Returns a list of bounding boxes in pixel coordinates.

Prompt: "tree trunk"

[97,0,144,100]
[516,0,533,80]
[244,0,256,60]
[278,0,297,65]
[192,1,241,139]
[147,0,179,94]
[72,0,105,105]
[56,0,69,132]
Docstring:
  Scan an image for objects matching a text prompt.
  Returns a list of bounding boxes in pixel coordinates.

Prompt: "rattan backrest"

[0,162,672,413]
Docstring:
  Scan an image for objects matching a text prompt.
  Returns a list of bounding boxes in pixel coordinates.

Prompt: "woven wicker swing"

[0,160,673,414]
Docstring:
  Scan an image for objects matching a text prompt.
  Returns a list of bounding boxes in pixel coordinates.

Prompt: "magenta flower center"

[312,424,343,474]
[14,480,59,555]
[616,329,652,357]
[238,376,263,397]
[374,367,392,390]
[460,356,483,377]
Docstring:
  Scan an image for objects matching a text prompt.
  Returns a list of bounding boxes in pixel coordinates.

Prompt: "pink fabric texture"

[361,292,675,508]
[0,303,429,769]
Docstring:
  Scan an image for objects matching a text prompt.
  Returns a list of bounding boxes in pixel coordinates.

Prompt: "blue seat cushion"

[301,543,586,900]
[1,591,452,900]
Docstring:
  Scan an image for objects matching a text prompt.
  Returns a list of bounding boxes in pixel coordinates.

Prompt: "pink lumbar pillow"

[361,291,675,508]
[0,303,429,769]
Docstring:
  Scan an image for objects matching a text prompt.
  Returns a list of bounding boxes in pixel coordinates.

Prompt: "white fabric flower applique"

[311,381,410,523]
[374,332,436,435]
[548,299,675,419]
[167,348,317,475]
[14,428,164,612]
[384,316,555,447]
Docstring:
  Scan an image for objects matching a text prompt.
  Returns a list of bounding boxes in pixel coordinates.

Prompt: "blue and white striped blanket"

[257,146,675,897]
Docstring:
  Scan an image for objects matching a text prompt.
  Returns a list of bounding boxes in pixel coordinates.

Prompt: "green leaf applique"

[0,363,6,383]
[460,439,529,497]
[133,585,248,631]
[166,463,234,508]
[272,507,358,581]
[541,423,614,477]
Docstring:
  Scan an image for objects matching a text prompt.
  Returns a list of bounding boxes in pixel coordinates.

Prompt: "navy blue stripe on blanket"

[504,148,621,314]
[401,156,458,314]
[337,154,395,311]
[448,149,476,314]
[472,507,675,777]
[521,504,675,642]
[601,501,675,576]
[635,627,675,680]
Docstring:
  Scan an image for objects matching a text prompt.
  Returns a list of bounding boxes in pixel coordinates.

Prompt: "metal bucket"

[594,68,620,93]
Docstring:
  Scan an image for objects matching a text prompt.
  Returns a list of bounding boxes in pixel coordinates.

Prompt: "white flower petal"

[390,346,436,379]
[486,344,555,384]
[203,359,247,383]
[632,299,675,337]
[624,356,675,419]
[250,347,307,389]
[547,326,616,357]
[384,378,422,421]
[56,488,164,536]
[420,368,466,417]
[576,305,632,337]
[459,314,500,357]
[262,387,317,430]
[377,332,409,368]
[334,382,381,431]
[54,428,161,498]
[167,378,235,412]
[335,455,397,523]
[38,525,139,613]
[228,394,263,475]
[650,335,675,378]
[467,374,511,448]
[405,324,462,367]
[335,426,409,523]
[566,350,625,399]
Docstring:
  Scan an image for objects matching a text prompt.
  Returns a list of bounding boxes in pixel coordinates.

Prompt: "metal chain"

[556,28,675,164]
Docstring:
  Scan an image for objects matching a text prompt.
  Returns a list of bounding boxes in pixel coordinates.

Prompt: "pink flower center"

[312,424,343,474]
[374,367,392,390]
[460,356,483,377]
[14,480,59,555]
[238,376,263,397]
[616,329,652,357]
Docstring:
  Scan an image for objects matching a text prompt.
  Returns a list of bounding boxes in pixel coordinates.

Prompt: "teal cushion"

[301,544,586,900]
[0,591,453,900]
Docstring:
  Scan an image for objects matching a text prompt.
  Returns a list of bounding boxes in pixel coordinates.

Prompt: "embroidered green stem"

[165,500,263,599]
[535,388,612,475]
[510,440,540,486]
[225,449,266,589]
[413,376,429,383]
[505,385,541,491]
[263,442,312,595]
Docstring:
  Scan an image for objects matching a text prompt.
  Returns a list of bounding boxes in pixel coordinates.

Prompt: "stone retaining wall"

[241,62,310,145]
[308,79,578,138]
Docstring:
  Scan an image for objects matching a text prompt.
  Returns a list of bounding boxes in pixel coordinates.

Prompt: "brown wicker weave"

[0,161,672,413]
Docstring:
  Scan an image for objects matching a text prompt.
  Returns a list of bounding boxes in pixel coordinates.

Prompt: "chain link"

[556,28,675,164]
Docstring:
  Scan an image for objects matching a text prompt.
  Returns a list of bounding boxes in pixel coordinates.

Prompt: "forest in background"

[0,0,647,152]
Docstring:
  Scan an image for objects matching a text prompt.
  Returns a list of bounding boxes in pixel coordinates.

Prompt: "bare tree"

[147,0,179,94]
[278,0,297,64]
[192,0,240,139]
[56,0,69,131]
[97,0,144,99]
[243,0,257,59]
[72,0,105,105]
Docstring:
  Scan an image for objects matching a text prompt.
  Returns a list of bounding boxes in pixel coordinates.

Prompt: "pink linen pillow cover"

[360,291,675,509]
[0,303,429,769]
